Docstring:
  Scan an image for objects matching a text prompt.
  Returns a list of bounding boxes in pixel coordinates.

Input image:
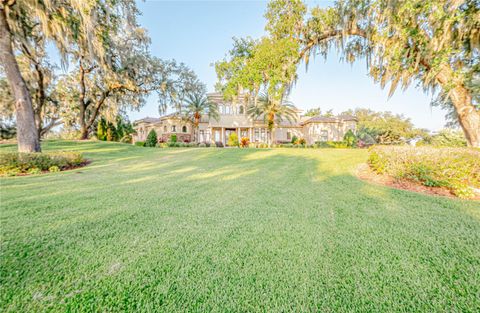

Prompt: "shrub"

[167,141,176,147]
[240,137,250,148]
[120,134,133,144]
[315,141,349,148]
[170,134,177,143]
[215,141,224,148]
[298,138,306,146]
[291,135,298,144]
[135,141,145,147]
[156,143,168,148]
[0,152,86,176]
[198,143,207,148]
[343,129,357,147]
[227,132,239,147]
[368,146,480,198]
[49,166,60,172]
[28,167,42,175]
[175,142,183,147]
[145,130,158,147]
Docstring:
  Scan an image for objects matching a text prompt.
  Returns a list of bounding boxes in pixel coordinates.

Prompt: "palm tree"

[183,93,219,142]
[247,92,298,146]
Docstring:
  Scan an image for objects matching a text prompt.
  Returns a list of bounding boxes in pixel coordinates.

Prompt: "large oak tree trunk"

[0,8,40,152]
[436,66,480,147]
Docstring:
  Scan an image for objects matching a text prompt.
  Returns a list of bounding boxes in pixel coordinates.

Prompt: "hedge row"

[0,152,86,176]
[368,146,480,198]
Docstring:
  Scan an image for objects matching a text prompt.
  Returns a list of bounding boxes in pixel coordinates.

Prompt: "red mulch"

[356,163,480,200]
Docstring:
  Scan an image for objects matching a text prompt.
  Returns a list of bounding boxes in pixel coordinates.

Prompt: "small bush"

[198,143,206,148]
[170,134,177,143]
[291,135,298,144]
[156,143,168,148]
[49,166,60,172]
[343,129,357,147]
[0,152,86,176]
[135,141,145,147]
[298,138,306,146]
[368,146,480,198]
[240,137,250,148]
[227,132,239,147]
[28,167,42,175]
[315,141,349,148]
[215,141,224,148]
[145,130,158,147]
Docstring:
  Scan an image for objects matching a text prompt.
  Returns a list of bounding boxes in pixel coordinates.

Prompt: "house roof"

[133,117,161,125]
[301,114,358,125]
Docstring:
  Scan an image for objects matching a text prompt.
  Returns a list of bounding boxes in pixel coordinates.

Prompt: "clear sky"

[128,0,448,131]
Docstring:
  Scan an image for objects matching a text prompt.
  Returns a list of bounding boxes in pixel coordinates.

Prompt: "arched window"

[239,105,244,114]
[182,126,187,133]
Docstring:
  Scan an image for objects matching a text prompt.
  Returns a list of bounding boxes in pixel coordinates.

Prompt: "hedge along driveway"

[1,140,479,312]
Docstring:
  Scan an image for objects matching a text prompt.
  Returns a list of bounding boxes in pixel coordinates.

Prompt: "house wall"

[303,121,357,145]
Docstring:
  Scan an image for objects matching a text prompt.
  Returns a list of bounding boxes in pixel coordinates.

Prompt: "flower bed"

[368,146,480,198]
[0,152,87,176]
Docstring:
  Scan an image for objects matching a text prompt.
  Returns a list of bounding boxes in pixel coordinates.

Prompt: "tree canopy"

[216,0,480,146]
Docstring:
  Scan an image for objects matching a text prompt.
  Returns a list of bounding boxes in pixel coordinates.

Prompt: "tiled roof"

[301,114,358,125]
[133,117,161,124]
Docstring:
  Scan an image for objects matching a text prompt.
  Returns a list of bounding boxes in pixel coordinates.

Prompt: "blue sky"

[128,0,447,130]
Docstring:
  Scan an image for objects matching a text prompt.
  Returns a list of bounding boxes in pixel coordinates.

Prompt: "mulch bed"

[3,160,91,177]
[356,163,480,200]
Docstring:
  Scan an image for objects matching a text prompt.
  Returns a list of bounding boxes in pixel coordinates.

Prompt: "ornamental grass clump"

[0,152,86,176]
[368,146,480,198]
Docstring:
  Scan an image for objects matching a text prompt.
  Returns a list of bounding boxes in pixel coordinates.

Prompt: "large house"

[133,92,357,145]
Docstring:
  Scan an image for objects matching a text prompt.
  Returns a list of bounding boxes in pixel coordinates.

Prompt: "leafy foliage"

[418,129,467,147]
[227,132,239,147]
[145,130,158,147]
[247,91,298,145]
[217,0,480,146]
[0,151,85,176]
[343,129,357,147]
[368,146,480,198]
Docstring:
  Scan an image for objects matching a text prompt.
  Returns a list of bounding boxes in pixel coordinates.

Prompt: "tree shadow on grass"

[1,147,480,311]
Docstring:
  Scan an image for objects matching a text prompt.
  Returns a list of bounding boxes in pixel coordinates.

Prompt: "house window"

[163,126,167,132]
[239,106,244,114]
[287,131,291,140]
[171,125,176,132]
[225,106,231,115]
[262,128,267,142]
[182,126,187,133]
[199,130,205,142]
[320,130,328,141]
[254,128,259,141]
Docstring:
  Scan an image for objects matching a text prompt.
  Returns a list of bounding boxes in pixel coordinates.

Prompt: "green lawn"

[1,141,479,312]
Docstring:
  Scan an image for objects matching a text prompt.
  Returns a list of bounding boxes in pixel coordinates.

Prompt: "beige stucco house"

[133,92,357,145]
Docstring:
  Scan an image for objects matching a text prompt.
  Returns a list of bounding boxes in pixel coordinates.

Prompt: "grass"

[1,140,479,312]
